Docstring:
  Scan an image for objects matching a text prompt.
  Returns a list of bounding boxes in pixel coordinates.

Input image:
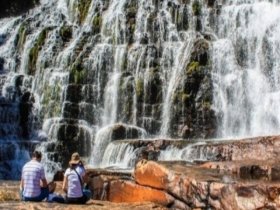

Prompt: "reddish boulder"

[108,180,173,205]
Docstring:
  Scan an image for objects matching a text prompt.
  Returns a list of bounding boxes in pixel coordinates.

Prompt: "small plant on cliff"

[186,61,200,75]
[192,1,201,16]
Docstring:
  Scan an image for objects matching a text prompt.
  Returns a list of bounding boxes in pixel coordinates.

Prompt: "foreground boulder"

[133,160,280,209]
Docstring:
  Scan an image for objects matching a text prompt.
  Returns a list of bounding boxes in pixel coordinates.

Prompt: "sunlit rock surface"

[85,135,280,209]
[87,160,280,210]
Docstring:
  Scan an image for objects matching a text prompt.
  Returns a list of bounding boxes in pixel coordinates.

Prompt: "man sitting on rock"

[20,151,55,201]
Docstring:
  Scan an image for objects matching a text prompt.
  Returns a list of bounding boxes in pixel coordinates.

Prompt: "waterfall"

[90,123,146,167]
[159,144,195,161]
[2,0,280,177]
[101,142,136,169]
[212,0,280,138]
[101,45,126,126]
[159,37,194,137]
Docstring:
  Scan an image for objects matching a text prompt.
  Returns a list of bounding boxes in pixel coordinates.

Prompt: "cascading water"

[212,0,280,138]
[2,0,280,178]
[101,142,136,169]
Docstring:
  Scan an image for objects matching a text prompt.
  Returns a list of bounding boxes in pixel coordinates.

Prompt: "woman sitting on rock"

[62,152,91,204]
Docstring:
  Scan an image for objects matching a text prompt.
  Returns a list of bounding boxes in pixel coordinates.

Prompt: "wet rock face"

[0,0,39,18]
[0,58,4,71]
[171,38,217,139]
[111,124,144,141]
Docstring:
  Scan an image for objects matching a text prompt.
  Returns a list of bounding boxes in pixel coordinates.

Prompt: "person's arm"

[79,164,88,184]
[82,172,88,185]
[41,178,48,188]
[62,175,68,193]
[20,177,24,191]
[40,166,48,188]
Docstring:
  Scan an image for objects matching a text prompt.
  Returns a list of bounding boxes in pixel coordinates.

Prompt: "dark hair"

[32,151,42,159]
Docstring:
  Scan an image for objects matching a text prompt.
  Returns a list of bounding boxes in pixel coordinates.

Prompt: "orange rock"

[134,160,170,190]
[108,180,174,206]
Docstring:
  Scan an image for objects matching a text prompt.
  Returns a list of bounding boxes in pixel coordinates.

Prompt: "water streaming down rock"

[212,0,280,138]
[101,142,136,169]
[158,144,195,161]
[1,0,280,177]
[91,123,146,167]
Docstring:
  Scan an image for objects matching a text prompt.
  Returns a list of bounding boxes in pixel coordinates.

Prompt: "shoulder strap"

[73,168,83,191]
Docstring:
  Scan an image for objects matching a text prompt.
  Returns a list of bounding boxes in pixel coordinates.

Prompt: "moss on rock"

[41,82,62,118]
[186,61,200,75]
[28,28,49,75]
[92,14,102,34]
[192,0,201,16]
[78,0,92,24]
[136,78,144,101]
[70,61,86,84]
[17,23,27,51]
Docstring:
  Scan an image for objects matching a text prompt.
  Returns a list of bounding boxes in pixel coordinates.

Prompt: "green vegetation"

[28,28,49,75]
[126,6,137,18]
[17,24,27,51]
[192,1,201,16]
[78,0,92,24]
[201,100,211,110]
[135,78,144,99]
[186,61,200,75]
[92,14,102,34]
[173,90,190,103]
[121,56,128,71]
[182,93,190,103]
[70,62,86,84]
[59,26,72,42]
[41,82,62,118]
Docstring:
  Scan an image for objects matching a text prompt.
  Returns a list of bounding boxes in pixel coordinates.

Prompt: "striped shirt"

[65,165,85,198]
[22,160,45,197]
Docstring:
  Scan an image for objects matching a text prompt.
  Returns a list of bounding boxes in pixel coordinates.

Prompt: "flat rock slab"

[0,200,166,210]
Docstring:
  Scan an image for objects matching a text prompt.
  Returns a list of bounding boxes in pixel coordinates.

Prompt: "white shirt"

[64,165,85,198]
